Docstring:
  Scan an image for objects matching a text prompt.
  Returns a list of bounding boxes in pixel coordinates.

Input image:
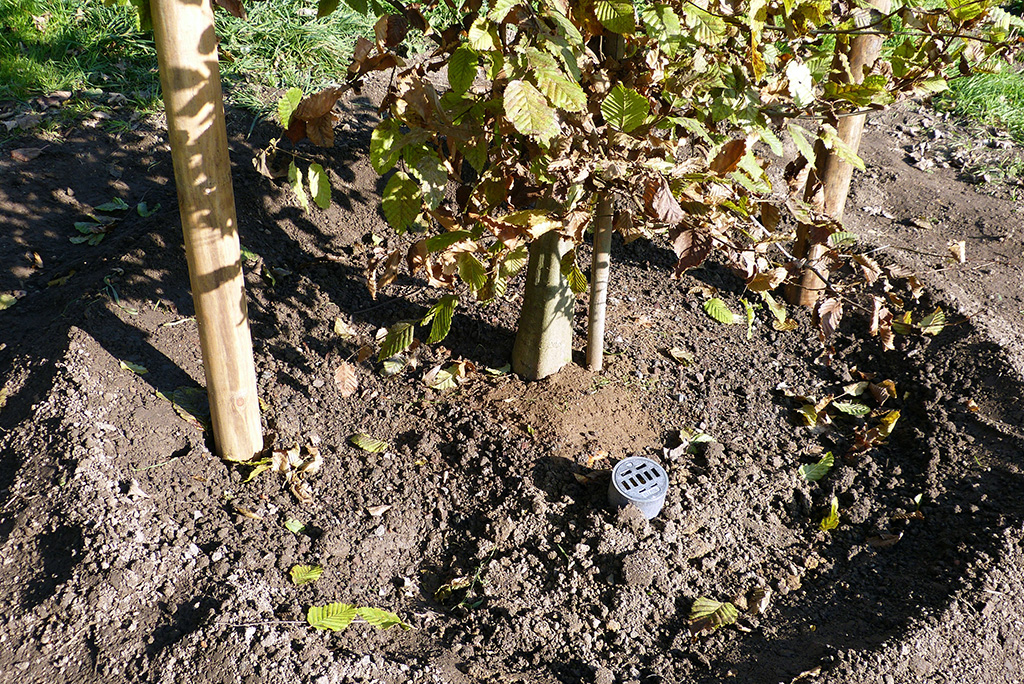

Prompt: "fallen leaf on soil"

[11,147,43,162]
[119,360,148,375]
[0,293,19,310]
[665,347,695,366]
[284,519,306,534]
[233,504,264,521]
[367,505,392,517]
[434,576,472,602]
[703,298,738,325]
[948,240,966,263]
[334,362,359,397]
[867,532,903,548]
[334,316,358,339]
[350,433,390,452]
[820,495,839,531]
[748,586,772,615]
[798,452,834,481]
[289,564,323,585]
[357,345,374,363]
[688,597,738,639]
[965,398,980,412]
[290,479,313,505]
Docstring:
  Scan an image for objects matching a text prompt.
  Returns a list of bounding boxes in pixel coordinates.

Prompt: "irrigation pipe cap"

[608,457,669,520]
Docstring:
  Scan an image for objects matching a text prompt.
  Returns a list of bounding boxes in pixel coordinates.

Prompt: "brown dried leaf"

[817,297,843,339]
[407,239,428,274]
[759,203,782,231]
[367,504,392,517]
[378,248,404,291]
[867,532,903,548]
[948,240,966,264]
[643,177,684,224]
[853,253,882,284]
[334,362,359,397]
[870,379,897,406]
[746,267,787,292]
[710,139,747,176]
[213,0,246,18]
[291,479,314,505]
[294,86,346,122]
[11,147,43,162]
[306,113,338,147]
[669,227,713,277]
[374,13,409,49]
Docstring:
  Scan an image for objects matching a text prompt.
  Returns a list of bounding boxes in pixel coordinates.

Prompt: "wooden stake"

[586,194,613,371]
[787,0,891,307]
[151,0,262,462]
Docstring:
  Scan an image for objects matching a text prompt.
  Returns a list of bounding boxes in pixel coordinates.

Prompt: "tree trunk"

[787,0,891,307]
[151,0,263,461]
[512,230,574,380]
[586,193,614,371]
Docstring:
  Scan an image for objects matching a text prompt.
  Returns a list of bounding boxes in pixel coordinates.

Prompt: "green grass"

[943,70,1024,143]
[0,0,375,115]
[0,0,159,106]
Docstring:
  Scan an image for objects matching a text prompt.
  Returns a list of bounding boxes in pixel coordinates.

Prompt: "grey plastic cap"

[608,457,669,520]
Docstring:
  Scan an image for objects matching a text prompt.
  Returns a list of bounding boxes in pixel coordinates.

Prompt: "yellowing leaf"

[919,307,945,336]
[284,519,306,534]
[595,0,636,34]
[288,162,309,212]
[350,433,390,452]
[688,597,737,637]
[307,603,357,631]
[119,360,148,375]
[786,60,814,108]
[832,401,870,416]
[504,80,560,142]
[382,171,421,233]
[355,606,411,631]
[820,495,839,531]
[703,298,737,325]
[278,87,303,128]
[290,564,323,585]
[798,452,834,481]
[308,163,331,210]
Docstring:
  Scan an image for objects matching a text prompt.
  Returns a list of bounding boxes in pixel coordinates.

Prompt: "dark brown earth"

[2,87,1024,684]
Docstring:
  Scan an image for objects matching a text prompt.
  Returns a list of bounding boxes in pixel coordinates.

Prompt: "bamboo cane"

[151,0,262,462]
[787,0,891,306]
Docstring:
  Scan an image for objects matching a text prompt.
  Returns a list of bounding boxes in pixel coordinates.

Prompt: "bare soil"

[1,89,1023,684]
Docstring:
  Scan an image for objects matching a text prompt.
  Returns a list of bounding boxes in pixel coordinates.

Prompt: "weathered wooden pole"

[787,0,891,306]
[151,0,262,461]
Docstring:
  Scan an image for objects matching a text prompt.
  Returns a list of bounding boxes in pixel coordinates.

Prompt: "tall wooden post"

[151,0,262,461]
[787,0,891,306]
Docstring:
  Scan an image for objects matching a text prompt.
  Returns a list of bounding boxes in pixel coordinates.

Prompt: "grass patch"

[943,70,1024,143]
[0,0,159,106]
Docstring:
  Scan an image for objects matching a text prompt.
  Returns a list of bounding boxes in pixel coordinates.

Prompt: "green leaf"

[308,163,331,210]
[798,452,834,481]
[0,294,17,310]
[290,565,324,585]
[741,298,754,340]
[457,253,487,292]
[534,65,587,113]
[786,60,815,108]
[278,87,303,128]
[119,360,148,375]
[820,124,865,171]
[370,119,403,174]
[288,162,309,211]
[682,5,726,45]
[833,401,870,416]
[448,47,478,96]
[349,433,391,452]
[827,231,858,247]
[356,606,411,630]
[378,321,415,360]
[426,366,456,390]
[601,84,649,133]
[504,80,559,142]
[703,298,737,325]
[787,123,816,165]
[488,0,519,22]
[422,295,458,344]
[425,231,473,252]
[595,0,636,34]
[243,462,270,482]
[307,603,357,631]
[342,0,368,13]
[318,0,340,16]
[945,0,987,22]
[284,519,306,534]
[545,7,584,46]
[136,201,160,217]
[919,307,945,336]
[820,495,839,531]
[688,597,738,633]
[468,17,500,52]
[382,172,421,233]
[95,197,129,212]
[642,5,682,56]
[411,152,447,211]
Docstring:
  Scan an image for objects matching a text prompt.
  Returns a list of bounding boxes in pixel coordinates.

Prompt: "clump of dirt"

[1,92,1024,684]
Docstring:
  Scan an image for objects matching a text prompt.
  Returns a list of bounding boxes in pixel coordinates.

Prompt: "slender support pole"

[585,32,624,369]
[586,194,613,371]
[151,0,262,461]
[787,0,891,307]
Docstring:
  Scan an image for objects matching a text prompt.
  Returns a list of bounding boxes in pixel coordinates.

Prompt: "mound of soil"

[1,89,1023,684]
